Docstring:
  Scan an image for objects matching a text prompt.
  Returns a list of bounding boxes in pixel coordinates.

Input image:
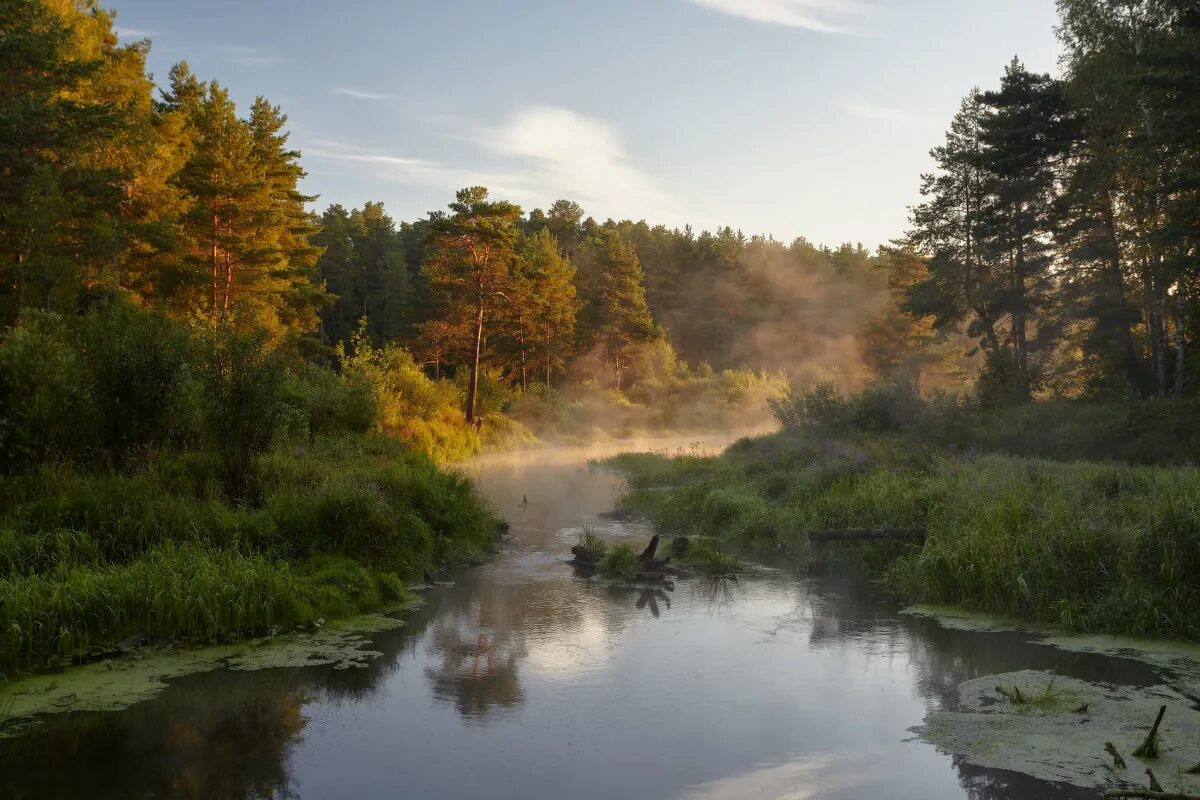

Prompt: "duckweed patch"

[0,608,412,738]
[913,670,1200,793]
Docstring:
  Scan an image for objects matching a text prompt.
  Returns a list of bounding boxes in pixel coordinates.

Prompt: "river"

[0,436,1175,799]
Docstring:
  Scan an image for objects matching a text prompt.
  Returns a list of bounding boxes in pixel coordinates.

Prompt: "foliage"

[600,543,640,580]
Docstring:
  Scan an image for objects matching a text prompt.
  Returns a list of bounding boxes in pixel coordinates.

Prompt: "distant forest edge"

[3,0,1199,464]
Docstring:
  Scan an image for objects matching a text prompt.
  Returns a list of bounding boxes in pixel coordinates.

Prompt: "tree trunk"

[466,299,485,424]
[1175,278,1187,398]
[211,208,220,320]
[545,324,552,386]
[1013,229,1029,400]
[1101,193,1144,393]
[1155,276,1168,395]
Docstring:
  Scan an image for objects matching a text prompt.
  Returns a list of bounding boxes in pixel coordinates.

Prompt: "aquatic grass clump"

[601,544,640,580]
[576,526,610,561]
[682,539,743,577]
[994,675,1063,710]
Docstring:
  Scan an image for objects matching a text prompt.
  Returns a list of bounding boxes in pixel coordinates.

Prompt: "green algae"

[0,607,414,739]
[912,670,1200,792]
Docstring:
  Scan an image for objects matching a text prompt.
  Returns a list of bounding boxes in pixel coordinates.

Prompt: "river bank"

[0,434,500,677]
[607,429,1200,641]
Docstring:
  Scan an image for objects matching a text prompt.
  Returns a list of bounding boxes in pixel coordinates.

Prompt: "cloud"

[333,88,398,101]
[482,106,678,221]
[304,141,530,201]
[304,107,678,221]
[114,27,157,39]
[220,45,286,66]
[686,0,872,33]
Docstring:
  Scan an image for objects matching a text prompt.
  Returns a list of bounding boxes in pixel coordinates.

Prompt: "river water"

[0,436,1168,799]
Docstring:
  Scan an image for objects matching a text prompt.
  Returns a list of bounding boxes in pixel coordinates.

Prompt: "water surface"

[0,437,1164,799]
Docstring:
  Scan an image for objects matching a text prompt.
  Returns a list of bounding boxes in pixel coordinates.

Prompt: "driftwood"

[1105,742,1128,769]
[807,528,926,544]
[1104,792,1200,800]
[1132,705,1167,758]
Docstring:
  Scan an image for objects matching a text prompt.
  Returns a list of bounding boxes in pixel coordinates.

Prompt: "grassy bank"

[0,435,499,675]
[609,429,1200,641]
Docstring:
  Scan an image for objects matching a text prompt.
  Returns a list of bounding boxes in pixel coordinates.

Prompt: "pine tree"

[422,187,521,423]
[591,230,658,390]
[0,0,132,318]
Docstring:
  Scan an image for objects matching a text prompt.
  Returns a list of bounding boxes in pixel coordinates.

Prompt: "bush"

[196,328,289,497]
[76,301,196,463]
[0,311,88,467]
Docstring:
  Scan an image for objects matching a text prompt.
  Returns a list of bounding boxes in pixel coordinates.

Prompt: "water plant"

[994,675,1063,710]
[600,544,639,580]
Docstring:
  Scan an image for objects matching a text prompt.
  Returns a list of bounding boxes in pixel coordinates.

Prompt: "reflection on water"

[0,436,1164,799]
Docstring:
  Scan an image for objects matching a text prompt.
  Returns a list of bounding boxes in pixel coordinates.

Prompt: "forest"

[0,0,1198,678]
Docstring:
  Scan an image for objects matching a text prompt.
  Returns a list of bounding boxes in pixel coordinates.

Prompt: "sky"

[110,0,1062,249]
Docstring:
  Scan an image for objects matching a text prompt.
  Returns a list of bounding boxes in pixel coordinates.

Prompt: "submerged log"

[807,528,926,544]
[1105,742,1128,769]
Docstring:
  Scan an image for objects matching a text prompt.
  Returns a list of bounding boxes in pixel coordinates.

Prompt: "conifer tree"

[422,187,521,423]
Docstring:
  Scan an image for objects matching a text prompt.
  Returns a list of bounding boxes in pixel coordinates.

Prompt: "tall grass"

[0,435,500,675]
[610,431,1200,640]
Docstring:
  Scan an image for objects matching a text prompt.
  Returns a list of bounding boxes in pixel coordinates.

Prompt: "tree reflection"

[424,624,525,720]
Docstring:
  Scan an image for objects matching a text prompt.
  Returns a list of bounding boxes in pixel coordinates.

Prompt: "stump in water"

[639,534,661,562]
[1132,705,1167,759]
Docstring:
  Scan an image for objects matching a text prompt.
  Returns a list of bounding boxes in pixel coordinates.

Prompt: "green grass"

[608,429,1200,641]
[681,538,744,577]
[994,676,1063,710]
[0,434,500,675]
[576,526,610,561]
[600,544,640,580]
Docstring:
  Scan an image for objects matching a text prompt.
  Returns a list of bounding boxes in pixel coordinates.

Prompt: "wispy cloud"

[686,0,872,33]
[483,106,677,220]
[304,107,678,221]
[332,88,398,101]
[114,27,157,39]
[220,45,286,67]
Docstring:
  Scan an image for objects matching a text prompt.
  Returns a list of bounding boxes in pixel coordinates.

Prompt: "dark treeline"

[902,0,1199,405]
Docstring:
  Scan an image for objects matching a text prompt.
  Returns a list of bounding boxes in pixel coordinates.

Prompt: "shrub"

[76,301,196,463]
[195,328,288,497]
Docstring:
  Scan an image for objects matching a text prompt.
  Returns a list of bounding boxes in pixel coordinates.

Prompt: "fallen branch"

[1105,742,1127,769]
[1132,705,1167,758]
[807,528,925,544]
